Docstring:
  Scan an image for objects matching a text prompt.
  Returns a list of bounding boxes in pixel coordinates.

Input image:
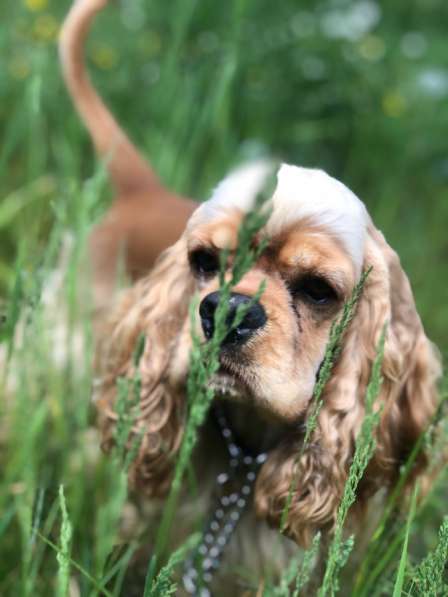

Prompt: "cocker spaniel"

[60,0,441,593]
[95,158,440,533]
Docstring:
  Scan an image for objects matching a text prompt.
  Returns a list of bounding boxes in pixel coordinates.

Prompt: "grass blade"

[392,483,419,597]
[410,515,448,596]
[144,533,200,597]
[56,485,73,597]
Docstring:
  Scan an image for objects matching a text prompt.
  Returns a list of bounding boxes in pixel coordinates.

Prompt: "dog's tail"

[59,0,156,195]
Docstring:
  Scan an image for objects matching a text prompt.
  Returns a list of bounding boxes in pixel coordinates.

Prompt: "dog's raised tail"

[59,0,156,195]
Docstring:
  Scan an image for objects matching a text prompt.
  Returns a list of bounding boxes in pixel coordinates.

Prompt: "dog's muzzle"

[199,291,266,346]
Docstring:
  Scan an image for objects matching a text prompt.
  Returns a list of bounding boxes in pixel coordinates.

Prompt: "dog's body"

[59,0,195,314]
[121,420,301,595]
[59,1,441,594]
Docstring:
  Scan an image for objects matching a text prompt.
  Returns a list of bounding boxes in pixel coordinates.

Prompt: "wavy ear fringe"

[94,238,193,497]
[255,225,441,546]
[368,227,442,493]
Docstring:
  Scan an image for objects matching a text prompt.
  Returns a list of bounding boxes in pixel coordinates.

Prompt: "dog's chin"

[213,355,307,424]
[209,361,297,453]
[209,370,247,402]
[211,355,257,407]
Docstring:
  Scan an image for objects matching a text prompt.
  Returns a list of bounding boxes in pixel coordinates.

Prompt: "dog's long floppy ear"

[94,237,193,496]
[255,223,441,546]
[365,227,441,492]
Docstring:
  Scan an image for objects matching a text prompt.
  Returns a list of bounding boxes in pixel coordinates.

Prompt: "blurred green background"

[1,0,447,355]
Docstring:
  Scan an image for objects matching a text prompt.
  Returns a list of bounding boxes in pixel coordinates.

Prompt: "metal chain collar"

[182,406,267,596]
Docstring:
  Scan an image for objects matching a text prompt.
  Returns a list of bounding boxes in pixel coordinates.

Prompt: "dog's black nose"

[199,291,267,345]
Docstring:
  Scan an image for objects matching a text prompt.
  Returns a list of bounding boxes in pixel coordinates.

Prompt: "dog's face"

[97,161,439,545]
[170,163,368,422]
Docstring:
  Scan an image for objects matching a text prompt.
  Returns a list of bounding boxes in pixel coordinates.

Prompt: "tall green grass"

[317,327,386,597]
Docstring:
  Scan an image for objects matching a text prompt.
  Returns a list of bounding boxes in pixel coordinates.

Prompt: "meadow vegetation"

[1,0,447,595]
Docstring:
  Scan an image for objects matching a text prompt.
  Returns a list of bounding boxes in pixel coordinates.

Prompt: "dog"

[60,0,441,594]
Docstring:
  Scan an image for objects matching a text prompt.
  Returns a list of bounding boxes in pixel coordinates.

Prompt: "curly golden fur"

[95,238,193,496]
[255,223,441,545]
[94,164,441,553]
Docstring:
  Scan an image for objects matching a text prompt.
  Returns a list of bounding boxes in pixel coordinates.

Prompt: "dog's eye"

[292,275,337,305]
[189,249,220,277]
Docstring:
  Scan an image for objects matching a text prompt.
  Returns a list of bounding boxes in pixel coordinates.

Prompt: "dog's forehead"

[189,161,368,274]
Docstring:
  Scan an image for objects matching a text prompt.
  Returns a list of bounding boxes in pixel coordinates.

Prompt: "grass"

[410,516,448,595]
[1,0,448,595]
[56,485,73,597]
[317,326,387,597]
[392,485,419,597]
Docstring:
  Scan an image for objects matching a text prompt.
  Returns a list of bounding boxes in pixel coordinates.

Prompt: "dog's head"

[96,162,440,544]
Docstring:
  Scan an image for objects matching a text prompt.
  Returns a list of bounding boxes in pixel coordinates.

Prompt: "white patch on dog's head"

[188,159,274,229]
[189,161,368,275]
[268,164,368,274]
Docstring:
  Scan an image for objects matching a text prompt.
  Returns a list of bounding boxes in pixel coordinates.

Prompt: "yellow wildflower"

[91,44,118,70]
[358,35,386,62]
[9,56,31,80]
[25,0,48,12]
[33,14,59,42]
[49,396,62,420]
[382,91,407,117]
[137,31,162,56]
